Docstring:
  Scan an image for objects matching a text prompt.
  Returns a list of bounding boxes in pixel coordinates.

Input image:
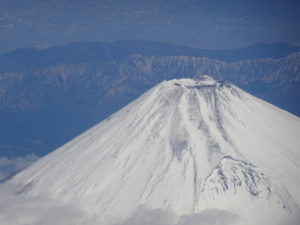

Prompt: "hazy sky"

[0,0,300,53]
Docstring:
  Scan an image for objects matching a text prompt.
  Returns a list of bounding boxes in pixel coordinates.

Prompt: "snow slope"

[6,75,300,224]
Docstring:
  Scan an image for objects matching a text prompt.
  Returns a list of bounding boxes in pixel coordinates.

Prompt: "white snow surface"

[4,75,300,224]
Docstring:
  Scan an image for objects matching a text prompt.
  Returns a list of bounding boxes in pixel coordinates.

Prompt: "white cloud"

[0,154,39,181]
[177,209,238,225]
[0,183,297,225]
[277,209,300,225]
[0,183,103,225]
[113,207,177,225]
[0,185,239,225]
[114,207,238,225]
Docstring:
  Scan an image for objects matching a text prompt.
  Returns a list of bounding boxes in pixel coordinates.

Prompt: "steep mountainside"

[7,76,300,225]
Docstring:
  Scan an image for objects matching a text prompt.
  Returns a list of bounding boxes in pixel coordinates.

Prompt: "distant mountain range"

[0,41,299,72]
[0,41,299,157]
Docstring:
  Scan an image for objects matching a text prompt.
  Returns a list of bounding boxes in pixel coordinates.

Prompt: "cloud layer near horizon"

[0,182,240,225]
[0,154,39,181]
[0,182,299,225]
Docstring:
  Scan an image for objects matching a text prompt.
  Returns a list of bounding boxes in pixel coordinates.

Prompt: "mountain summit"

[7,76,300,224]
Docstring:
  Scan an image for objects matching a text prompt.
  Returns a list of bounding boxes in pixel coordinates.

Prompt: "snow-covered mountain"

[4,76,300,224]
